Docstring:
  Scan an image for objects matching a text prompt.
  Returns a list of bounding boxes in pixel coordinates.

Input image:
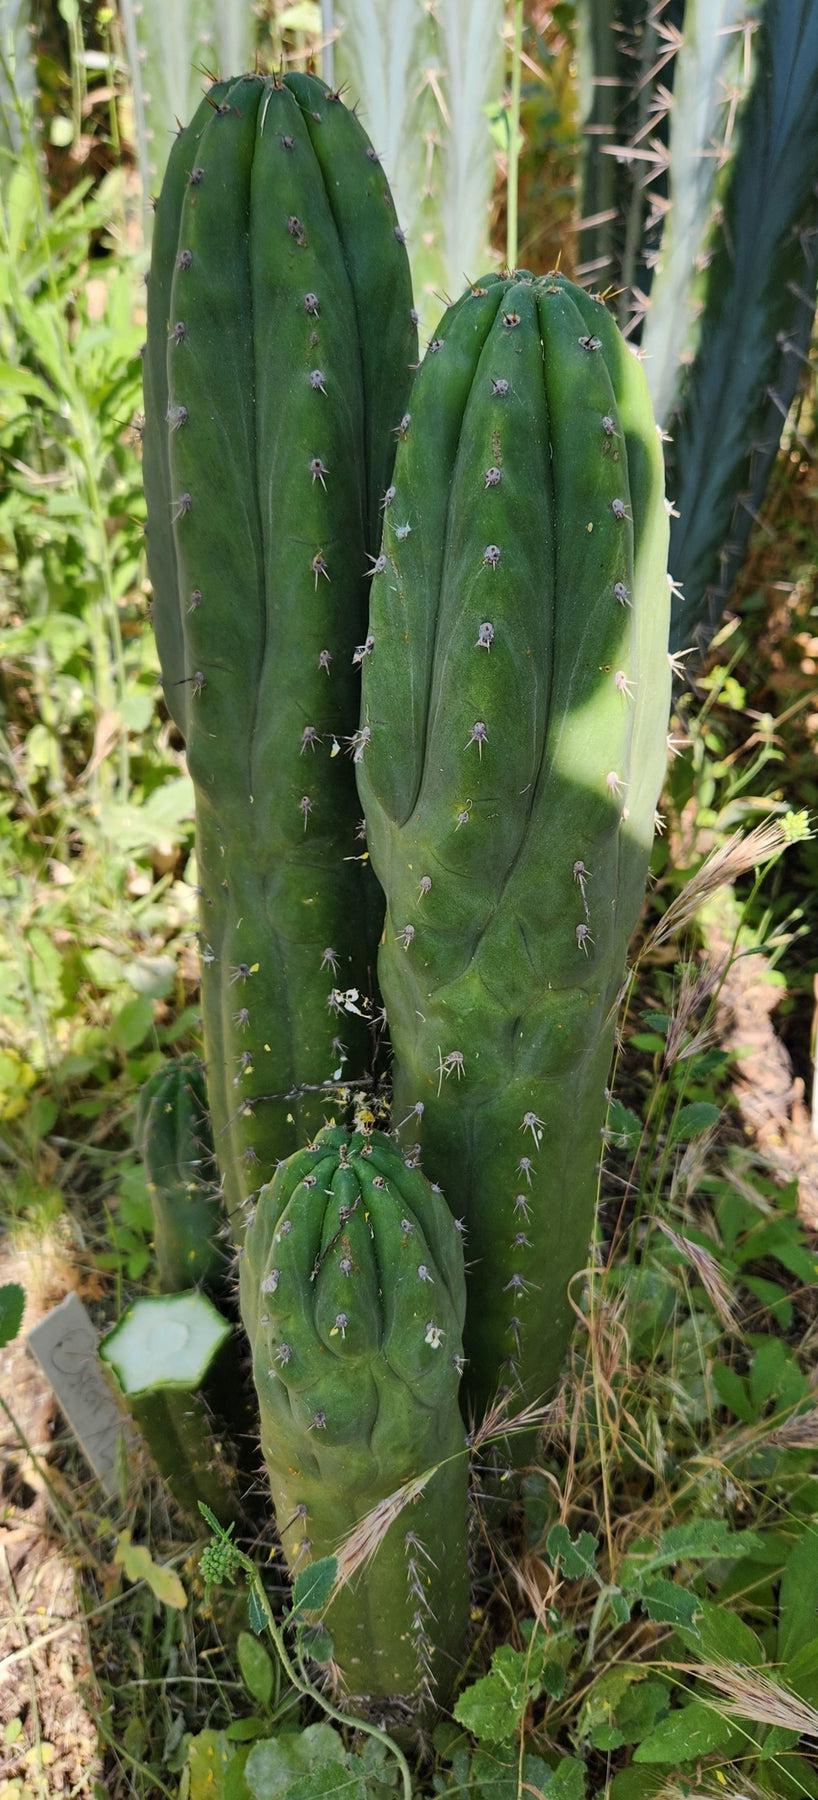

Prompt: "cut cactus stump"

[100,1291,237,1525]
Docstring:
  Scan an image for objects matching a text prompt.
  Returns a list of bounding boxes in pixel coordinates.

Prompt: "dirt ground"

[0,1244,102,1799]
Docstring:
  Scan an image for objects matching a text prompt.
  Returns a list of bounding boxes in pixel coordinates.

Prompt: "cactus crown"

[239,1127,470,1708]
[241,1126,465,1464]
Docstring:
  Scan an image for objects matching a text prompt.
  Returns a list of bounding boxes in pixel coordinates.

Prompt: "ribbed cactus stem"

[357,271,670,1431]
[136,1055,226,1293]
[239,1126,469,1710]
[143,73,417,1240]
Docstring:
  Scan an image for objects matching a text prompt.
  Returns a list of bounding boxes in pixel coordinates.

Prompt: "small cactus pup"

[136,1055,227,1294]
[100,1291,237,1524]
[239,1125,469,1714]
[357,270,671,1434]
[142,72,417,1243]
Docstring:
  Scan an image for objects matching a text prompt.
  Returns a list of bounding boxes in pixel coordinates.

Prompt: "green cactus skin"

[356,271,671,1428]
[143,73,417,1241]
[667,0,818,653]
[100,1291,237,1524]
[136,1055,227,1294]
[239,1125,469,1711]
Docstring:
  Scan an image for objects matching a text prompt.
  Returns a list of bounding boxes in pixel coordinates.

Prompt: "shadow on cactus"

[239,1125,469,1717]
[357,271,671,1439]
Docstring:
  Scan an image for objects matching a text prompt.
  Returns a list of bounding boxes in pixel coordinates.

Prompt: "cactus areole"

[143,73,417,1242]
[357,271,671,1429]
[239,1126,469,1710]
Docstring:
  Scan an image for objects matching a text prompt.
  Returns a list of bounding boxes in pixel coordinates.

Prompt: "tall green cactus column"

[143,74,417,1240]
[239,1126,469,1711]
[357,272,671,1426]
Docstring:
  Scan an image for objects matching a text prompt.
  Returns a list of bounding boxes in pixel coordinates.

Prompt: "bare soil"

[0,1243,102,1798]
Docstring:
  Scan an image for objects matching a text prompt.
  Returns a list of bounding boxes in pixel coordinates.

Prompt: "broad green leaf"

[678,1597,764,1665]
[0,1283,25,1348]
[226,1719,267,1743]
[544,1757,586,1799]
[114,1532,186,1609]
[784,1639,818,1707]
[750,1337,807,1412]
[579,1664,643,1740]
[712,1361,755,1422]
[110,995,155,1054]
[606,1100,642,1147]
[247,1586,267,1636]
[639,1580,700,1628]
[546,1525,599,1580]
[742,1275,793,1329]
[295,1621,334,1665]
[237,1632,274,1708]
[454,1644,542,1743]
[581,1667,670,1752]
[779,1534,818,1661]
[245,1727,347,1800]
[671,1103,720,1141]
[0,361,55,405]
[611,1680,671,1747]
[633,1699,741,1763]
[292,1557,337,1616]
[469,1748,554,1800]
[621,1519,763,1586]
[284,1768,362,1800]
[186,1730,235,1798]
[609,1770,666,1800]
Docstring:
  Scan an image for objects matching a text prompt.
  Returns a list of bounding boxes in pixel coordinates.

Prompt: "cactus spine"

[143,74,417,1240]
[357,271,670,1424]
[136,1055,226,1294]
[330,0,505,338]
[100,1291,237,1523]
[239,1126,469,1710]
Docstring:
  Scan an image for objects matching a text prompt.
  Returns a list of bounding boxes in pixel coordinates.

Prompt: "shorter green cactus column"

[358,270,671,1432]
[239,1125,469,1712]
[136,1056,227,1294]
[100,1291,237,1524]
